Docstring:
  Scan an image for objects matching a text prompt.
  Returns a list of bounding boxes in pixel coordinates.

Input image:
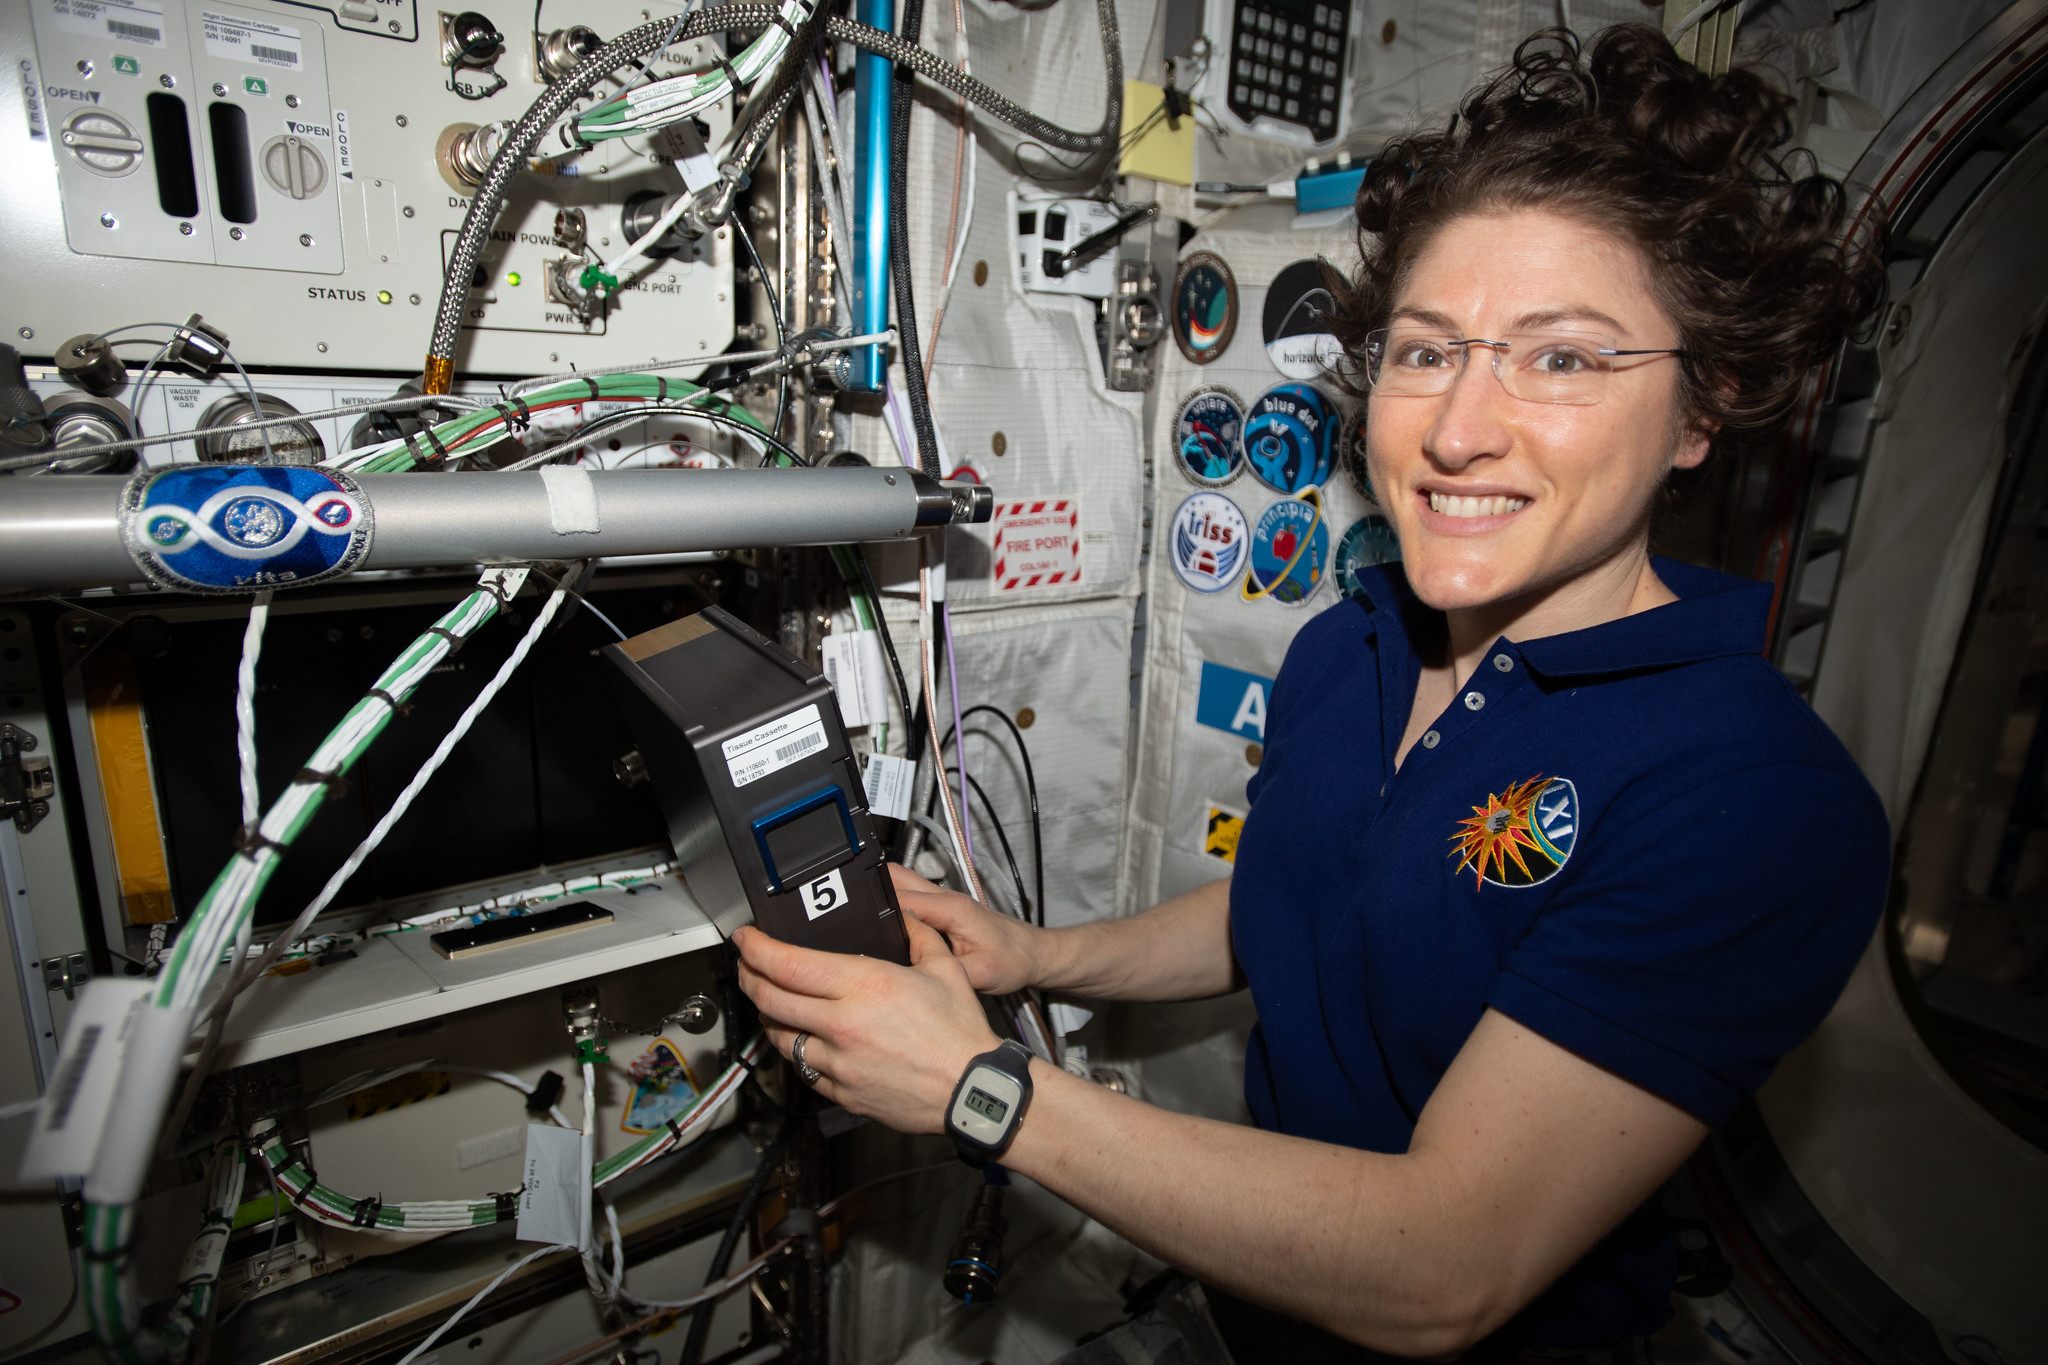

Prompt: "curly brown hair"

[1327,23,1887,469]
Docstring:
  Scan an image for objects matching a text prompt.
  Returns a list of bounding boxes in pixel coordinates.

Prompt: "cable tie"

[424,625,467,654]
[350,1196,383,1228]
[494,396,532,431]
[421,426,450,465]
[402,431,423,464]
[664,1116,689,1146]
[234,824,289,861]
[493,1190,519,1221]
[292,766,352,796]
[82,1241,138,1263]
[583,376,602,401]
[366,687,414,717]
[474,575,520,611]
[526,1069,566,1115]
[655,377,669,400]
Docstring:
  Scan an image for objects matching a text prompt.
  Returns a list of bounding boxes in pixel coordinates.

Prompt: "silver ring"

[792,1031,822,1085]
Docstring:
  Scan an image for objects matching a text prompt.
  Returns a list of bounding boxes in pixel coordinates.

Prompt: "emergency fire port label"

[991,497,1081,592]
[723,703,828,788]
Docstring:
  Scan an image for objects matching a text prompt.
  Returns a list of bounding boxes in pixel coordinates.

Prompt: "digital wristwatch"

[945,1040,1035,1164]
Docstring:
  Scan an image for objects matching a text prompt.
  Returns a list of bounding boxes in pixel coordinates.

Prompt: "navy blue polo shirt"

[1229,558,1889,1350]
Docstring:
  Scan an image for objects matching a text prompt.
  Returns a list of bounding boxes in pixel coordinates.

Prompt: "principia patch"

[121,464,372,594]
[1449,775,1580,889]
[1241,488,1327,607]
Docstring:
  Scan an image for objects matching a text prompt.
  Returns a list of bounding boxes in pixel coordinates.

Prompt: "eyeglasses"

[1363,328,1684,405]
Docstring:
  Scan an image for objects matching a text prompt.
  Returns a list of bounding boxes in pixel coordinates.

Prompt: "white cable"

[272,584,569,961]
[236,591,271,830]
[393,1243,574,1365]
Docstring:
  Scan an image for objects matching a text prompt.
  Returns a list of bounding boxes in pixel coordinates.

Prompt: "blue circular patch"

[1168,491,1250,594]
[1332,514,1400,599]
[1241,494,1327,607]
[1174,387,1246,487]
[121,464,373,595]
[1244,383,1335,495]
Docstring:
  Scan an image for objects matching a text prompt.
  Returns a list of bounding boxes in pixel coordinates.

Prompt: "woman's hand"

[733,908,999,1134]
[889,863,1047,995]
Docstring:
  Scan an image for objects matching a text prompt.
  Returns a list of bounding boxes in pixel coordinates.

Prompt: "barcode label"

[19,978,154,1182]
[47,0,167,49]
[775,729,825,763]
[42,1024,101,1131]
[201,9,304,68]
[723,703,829,789]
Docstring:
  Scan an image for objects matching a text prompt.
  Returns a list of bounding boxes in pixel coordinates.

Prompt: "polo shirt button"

[1464,691,1485,711]
[1421,730,1440,749]
[1493,654,1513,672]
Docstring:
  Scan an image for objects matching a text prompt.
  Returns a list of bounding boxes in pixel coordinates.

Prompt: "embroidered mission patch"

[1449,775,1579,889]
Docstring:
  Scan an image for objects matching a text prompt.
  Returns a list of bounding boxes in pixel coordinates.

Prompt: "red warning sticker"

[991,498,1082,592]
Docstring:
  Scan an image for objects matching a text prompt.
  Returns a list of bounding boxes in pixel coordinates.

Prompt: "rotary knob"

[61,108,144,176]
[259,135,328,199]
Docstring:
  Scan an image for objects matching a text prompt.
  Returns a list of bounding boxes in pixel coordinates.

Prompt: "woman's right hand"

[889,862,1048,996]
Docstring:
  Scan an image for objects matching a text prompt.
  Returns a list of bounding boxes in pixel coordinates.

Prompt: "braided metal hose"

[421,0,1123,387]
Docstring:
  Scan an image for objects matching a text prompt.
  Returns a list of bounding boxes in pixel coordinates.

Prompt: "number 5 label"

[799,868,847,920]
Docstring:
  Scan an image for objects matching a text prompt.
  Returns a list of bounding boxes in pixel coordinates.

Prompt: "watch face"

[950,1063,1025,1148]
[962,1086,1011,1124]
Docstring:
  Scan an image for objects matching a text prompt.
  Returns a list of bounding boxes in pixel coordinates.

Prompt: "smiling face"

[1365,208,1707,617]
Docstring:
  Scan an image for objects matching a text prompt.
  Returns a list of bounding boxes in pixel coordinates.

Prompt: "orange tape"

[84,653,176,924]
[421,355,455,396]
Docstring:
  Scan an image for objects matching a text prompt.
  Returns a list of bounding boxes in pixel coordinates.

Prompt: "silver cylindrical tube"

[0,467,989,590]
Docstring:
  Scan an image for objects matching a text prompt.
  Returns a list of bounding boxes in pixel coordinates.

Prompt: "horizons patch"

[120,463,372,594]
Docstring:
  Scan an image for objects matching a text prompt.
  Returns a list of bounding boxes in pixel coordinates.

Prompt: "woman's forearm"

[1003,1059,1489,1358]
[1031,877,1240,1001]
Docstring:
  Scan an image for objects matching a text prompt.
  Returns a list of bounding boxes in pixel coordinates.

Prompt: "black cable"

[944,765,1029,921]
[940,707,1043,927]
[854,546,913,737]
[679,1113,797,1365]
[531,399,807,466]
[888,0,940,479]
[730,217,790,453]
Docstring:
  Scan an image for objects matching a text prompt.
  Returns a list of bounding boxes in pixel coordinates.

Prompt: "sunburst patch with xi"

[1448,775,1580,890]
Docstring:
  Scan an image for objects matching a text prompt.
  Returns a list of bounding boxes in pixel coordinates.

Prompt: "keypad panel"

[1228,0,1346,139]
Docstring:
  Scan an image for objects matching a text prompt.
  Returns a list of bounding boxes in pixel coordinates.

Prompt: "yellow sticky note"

[1119,79,1195,186]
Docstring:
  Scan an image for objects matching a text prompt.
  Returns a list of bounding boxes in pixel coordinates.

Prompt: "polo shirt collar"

[1351,557,1772,679]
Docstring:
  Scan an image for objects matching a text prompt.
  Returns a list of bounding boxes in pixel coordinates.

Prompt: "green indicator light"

[506,271,521,286]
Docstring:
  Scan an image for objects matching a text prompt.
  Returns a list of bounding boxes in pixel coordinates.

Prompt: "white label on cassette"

[724,703,828,788]
[49,0,166,48]
[799,867,848,920]
[202,9,303,68]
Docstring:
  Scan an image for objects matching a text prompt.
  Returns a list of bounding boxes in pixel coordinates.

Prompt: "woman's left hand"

[732,909,1000,1133]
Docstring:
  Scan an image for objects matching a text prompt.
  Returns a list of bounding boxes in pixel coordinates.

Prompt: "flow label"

[515,1123,582,1246]
[202,9,303,68]
[48,0,166,48]
[723,703,827,788]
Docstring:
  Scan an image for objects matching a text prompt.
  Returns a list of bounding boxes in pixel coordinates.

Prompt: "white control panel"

[1,0,735,374]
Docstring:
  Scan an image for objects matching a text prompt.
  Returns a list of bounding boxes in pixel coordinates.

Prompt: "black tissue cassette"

[604,605,910,964]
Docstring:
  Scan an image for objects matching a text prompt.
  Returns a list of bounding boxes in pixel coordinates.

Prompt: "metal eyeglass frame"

[1363,328,1686,405]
